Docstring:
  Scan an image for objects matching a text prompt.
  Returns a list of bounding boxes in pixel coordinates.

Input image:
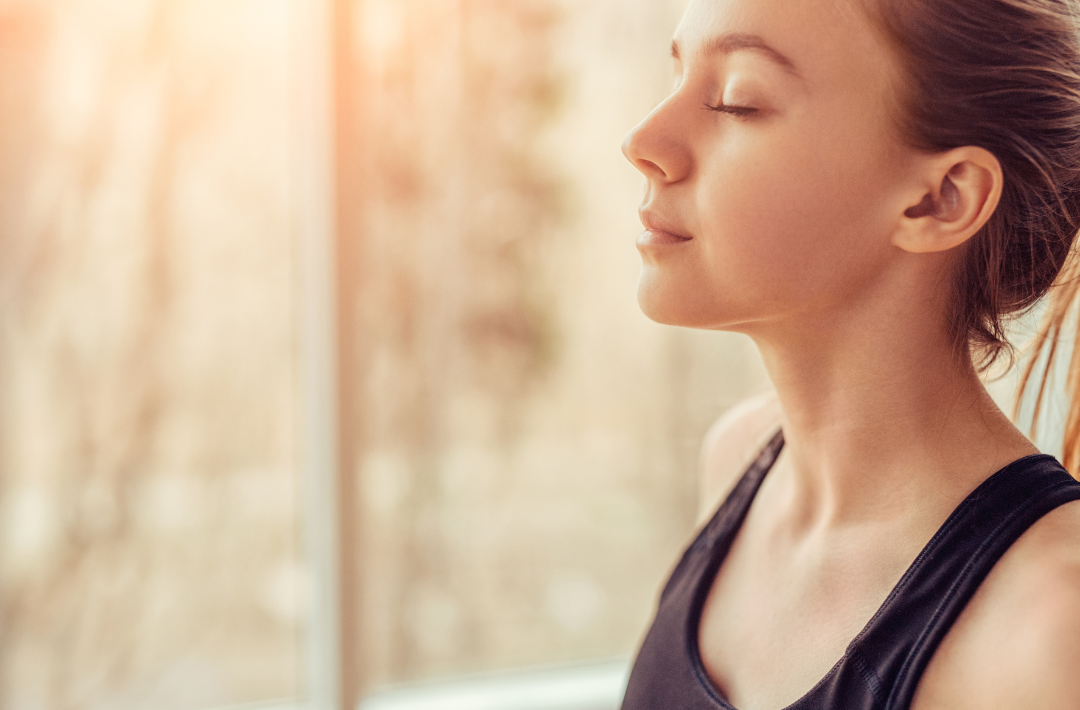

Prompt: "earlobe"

[892,148,1002,255]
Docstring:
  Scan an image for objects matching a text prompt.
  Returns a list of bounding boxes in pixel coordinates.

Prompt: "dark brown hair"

[871,0,1080,469]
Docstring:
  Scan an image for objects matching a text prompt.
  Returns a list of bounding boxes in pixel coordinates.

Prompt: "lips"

[638,209,692,247]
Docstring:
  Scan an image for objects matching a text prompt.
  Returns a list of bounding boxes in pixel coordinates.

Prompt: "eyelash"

[703,102,759,119]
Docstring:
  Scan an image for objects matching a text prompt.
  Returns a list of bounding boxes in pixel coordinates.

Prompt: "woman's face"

[623,0,920,333]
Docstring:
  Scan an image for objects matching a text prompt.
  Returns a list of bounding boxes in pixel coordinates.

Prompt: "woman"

[619,0,1080,707]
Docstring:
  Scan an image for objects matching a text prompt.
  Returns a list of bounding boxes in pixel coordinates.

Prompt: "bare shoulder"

[912,498,1080,710]
[696,390,783,525]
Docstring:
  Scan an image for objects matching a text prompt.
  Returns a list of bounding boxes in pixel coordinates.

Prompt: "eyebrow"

[671,33,800,77]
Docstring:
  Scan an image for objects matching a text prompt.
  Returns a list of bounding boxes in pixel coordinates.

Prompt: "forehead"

[674,0,895,91]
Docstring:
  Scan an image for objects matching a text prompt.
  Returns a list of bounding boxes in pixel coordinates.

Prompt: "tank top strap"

[652,429,784,609]
[700,429,785,550]
[843,453,1080,710]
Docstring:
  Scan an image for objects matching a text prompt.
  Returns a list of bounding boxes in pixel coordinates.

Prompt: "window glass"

[0,1,301,707]
[342,0,771,691]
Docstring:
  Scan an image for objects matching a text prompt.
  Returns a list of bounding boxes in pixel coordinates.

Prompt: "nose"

[621,96,692,184]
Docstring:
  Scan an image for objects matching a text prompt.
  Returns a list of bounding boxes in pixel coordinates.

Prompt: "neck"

[748,271,1035,530]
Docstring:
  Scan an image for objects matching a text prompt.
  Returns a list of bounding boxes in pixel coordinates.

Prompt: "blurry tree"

[339,0,768,694]
[0,2,301,708]
[340,0,570,687]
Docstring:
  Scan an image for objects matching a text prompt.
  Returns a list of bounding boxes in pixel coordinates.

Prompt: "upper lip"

[639,209,691,240]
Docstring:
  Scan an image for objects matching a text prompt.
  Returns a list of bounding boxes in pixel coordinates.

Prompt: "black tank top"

[622,430,1080,710]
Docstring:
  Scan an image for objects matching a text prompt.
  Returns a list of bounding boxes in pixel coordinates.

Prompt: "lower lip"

[637,229,692,248]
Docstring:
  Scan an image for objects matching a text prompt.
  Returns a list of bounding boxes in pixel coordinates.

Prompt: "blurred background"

[0,1,1056,710]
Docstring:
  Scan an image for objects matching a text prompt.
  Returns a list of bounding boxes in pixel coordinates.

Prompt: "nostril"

[629,157,667,182]
[622,119,676,181]
[639,158,663,176]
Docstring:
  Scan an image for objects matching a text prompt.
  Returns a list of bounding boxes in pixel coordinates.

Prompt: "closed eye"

[703,102,759,119]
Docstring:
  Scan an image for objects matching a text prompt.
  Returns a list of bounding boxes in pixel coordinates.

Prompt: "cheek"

[694,130,899,314]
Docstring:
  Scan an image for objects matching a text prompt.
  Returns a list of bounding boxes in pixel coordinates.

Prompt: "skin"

[621,0,1080,708]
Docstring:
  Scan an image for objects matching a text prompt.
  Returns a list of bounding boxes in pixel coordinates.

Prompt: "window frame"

[294,0,345,707]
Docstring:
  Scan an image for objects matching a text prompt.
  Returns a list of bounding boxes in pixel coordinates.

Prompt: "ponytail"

[1019,256,1080,475]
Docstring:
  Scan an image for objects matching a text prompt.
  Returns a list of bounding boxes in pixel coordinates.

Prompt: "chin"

[636,271,761,332]
[637,274,714,329]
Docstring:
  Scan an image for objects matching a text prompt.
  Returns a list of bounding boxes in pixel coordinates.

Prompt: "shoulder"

[696,390,783,525]
[912,497,1080,710]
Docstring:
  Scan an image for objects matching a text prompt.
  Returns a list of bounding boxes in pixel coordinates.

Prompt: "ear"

[892,146,1003,254]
